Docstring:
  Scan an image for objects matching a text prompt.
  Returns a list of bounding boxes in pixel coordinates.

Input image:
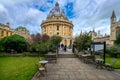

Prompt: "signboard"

[91,42,106,63]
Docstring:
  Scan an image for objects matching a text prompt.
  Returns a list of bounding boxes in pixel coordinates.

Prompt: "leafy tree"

[106,46,120,58]
[115,34,120,46]
[50,35,62,45]
[37,41,48,54]
[48,35,62,51]
[74,33,92,51]
[30,34,62,53]
[41,34,50,42]
[31,33,41,44]
[31,33,50,44]
[0,34,28,53]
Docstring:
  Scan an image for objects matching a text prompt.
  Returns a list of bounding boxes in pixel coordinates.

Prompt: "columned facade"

[0,22,14,38]
[0,23,31,43]
[41,2,73,47]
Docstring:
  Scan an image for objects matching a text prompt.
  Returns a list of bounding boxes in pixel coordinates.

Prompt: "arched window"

[57,26,59,30]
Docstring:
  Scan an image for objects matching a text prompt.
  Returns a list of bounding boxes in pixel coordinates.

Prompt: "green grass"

[0,57,40,80]
[106,57,120,69]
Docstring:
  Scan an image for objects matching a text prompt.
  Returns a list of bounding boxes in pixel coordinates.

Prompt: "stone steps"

[58,54,76,58]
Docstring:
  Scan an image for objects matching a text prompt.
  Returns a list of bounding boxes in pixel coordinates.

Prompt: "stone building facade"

[0,23,31,43]
[41,2,73,47]
[0,22,14,38]
[90,11,120,45]
[15,26,31,43]
[110,11,120,44]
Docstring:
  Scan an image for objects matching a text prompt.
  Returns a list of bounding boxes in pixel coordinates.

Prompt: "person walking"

[64,45,67,52]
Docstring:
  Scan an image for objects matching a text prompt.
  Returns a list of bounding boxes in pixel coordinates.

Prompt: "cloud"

[0,0,48,34]
[0,4,10,23]
[0,0,120,35]
[0,0,31,5]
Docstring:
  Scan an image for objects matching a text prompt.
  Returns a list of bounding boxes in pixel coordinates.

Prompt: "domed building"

[41,2,73,47]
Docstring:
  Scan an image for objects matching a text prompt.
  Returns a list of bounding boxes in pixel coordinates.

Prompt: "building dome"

[49,2,65,15]
[41,2,73,47]
[47,2,68,20]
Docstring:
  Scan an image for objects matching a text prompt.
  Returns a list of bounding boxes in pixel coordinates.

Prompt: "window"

[10,33,12,35]
[1,31,4,37]
[44,27,46,32]
[57,32,59,35]
[7,32,8,36]
[57,26,59,30]
[64,33,66,35]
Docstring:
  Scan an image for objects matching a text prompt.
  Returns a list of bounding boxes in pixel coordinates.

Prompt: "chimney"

[6,22,10,27]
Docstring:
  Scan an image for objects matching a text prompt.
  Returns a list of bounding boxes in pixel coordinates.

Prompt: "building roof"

[47,2,68,20]
[49,2,65,16]
[111,10,116,18]
[0,23,6,27]
[15,26,27,31]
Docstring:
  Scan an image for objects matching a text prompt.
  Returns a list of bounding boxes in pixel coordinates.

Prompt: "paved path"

[32,50,120,80]
[58,48,73,54]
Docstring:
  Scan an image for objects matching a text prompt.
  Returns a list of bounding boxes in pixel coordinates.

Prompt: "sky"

[0,0,120,36]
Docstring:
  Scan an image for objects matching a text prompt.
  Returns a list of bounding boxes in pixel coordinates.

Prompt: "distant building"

[0,22,14,38]
[15,26,31,43]
[110,11,120,44]
[0,23,31,43]
[90,11,120,45]
[41,2,73,46]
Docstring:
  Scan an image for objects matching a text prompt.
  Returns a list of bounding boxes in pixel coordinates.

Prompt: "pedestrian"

[72,44,75,53]
[64,45,67,52]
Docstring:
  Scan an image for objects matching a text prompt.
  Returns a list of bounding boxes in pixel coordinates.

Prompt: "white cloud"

[0,4,7,12]
[0,4,11,23]
[0,0,31,5]
[0,0,120,35]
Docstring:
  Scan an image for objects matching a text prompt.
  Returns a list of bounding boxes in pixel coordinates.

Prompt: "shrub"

[107,46,120,58]
[22,52,30,56]
[48,35,62,52]
[74,33,92,52]
[37,41,48,54]
[0,34,28,53]
[30,35,62,54]
[115,34,120,46]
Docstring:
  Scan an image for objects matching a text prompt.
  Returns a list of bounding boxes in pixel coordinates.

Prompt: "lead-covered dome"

[47,2,68,20]
[49,2,65,16]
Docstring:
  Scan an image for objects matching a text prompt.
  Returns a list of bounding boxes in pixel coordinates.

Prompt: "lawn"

[0,57,40,80]
[106,57,120,69]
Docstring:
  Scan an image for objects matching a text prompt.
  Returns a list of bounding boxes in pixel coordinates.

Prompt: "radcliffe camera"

[0,0,120,80]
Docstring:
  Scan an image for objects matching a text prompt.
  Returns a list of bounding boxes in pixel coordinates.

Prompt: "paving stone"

[32,49,120,80]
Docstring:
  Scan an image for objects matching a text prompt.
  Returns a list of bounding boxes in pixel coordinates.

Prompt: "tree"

[0,34,28,53]
[48,35,62,51]
[31,33,41,44]
[30,34,62,53]
[50,35,62,45]
[115,34,120,46]
[41,34,50,42]
[74,33,92,51]
[31,33,50,44]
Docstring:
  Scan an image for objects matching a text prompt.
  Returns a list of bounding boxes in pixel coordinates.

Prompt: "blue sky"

[0,0,120,36]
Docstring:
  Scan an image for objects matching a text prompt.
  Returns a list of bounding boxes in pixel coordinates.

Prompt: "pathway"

[32,49,120,80]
